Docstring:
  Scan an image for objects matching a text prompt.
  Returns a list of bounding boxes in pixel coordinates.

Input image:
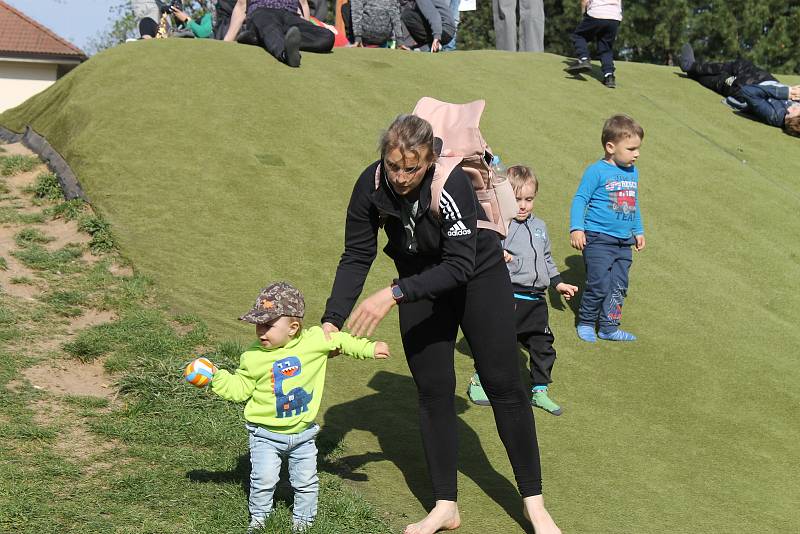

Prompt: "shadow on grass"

[322,370,532,532]
[187,453,252,498]
[561,59,605,86]
[550,254,584,325]
[187,453,302,509]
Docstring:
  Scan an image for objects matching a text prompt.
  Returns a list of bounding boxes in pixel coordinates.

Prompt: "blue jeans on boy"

[570,15,620,75]
[246,422,320,530]
[578,231,634,333]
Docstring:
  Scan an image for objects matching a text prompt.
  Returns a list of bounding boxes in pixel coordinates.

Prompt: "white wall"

[0,60,57,113]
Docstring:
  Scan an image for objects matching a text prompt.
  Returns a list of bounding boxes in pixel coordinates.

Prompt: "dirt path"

[1,142,124,460]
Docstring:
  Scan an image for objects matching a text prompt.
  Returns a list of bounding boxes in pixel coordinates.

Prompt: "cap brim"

[238,311,279,324]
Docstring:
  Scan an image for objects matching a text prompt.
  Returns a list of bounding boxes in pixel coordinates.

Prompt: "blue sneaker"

[576,325,597,343]
[598,329,637,341]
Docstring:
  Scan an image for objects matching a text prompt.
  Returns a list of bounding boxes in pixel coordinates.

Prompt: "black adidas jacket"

[322,160,504,329]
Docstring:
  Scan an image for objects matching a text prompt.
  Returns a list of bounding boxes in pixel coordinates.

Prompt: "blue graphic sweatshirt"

[569,159,644,239]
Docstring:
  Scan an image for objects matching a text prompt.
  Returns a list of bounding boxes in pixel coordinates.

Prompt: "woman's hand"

[503,250,514,263]
[431,38,442,53]
[347,287,396,337]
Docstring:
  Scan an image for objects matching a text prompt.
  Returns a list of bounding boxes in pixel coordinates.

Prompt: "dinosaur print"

[271,356,313,418]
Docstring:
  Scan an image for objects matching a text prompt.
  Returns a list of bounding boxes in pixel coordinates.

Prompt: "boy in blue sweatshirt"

[468,165,578,415]
[570,114,645,342]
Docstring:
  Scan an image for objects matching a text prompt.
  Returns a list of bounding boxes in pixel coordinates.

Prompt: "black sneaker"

[679,43,695,72]
[283,26,301,68]
[603,74,616,88]
[566,58,591,74]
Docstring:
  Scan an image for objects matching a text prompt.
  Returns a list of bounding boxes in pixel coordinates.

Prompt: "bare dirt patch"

[5,165,48,192]
[0,143,35,157]
[44,219,90,250]
[108,263,134,277]
[0,226,42,299]
[32,399,127,466]
[67,309,117,333]
[0,256,41,299]
[23,357,118,399]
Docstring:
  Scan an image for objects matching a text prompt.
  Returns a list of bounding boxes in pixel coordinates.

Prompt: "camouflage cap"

[239,281,305,324]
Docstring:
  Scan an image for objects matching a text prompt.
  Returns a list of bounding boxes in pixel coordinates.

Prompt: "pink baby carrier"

[377,97,517,237]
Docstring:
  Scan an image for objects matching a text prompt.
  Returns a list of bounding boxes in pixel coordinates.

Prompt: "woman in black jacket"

[322,114,560,534]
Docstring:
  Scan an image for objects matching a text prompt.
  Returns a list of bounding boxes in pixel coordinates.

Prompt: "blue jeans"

[246,422,320,530]
[442,0,460,51]
[578,231,634,333]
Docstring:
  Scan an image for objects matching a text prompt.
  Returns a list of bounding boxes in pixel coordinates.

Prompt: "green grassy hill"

[3,40,799,533]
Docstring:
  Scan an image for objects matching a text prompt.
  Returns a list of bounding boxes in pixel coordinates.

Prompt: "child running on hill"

[200,282,388,532]
[570,114,645,342]
[468,165,578,415]
[566,0,623,88]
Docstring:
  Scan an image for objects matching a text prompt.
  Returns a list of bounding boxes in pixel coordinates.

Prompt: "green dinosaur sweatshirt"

[212,326,376,434]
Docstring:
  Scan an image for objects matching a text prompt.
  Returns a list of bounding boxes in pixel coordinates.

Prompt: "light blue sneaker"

[598,329,637,341]
[576,324,597,342]
[467,373,491,406]
[531,386,563,416]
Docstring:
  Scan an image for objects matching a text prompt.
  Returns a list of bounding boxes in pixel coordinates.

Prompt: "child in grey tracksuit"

[468,165,578,416]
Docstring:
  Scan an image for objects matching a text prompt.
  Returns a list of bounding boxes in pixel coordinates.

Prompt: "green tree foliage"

[687,0,800,74]
[86,2,136,54]
[457,0,800,74]
[457,1,496,50]
[618,0,690,65]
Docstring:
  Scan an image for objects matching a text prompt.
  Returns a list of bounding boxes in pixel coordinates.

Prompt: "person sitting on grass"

[224,0,335,67]
[341,0,404,48]
[200,281,389,532]
[467,165,578,416]
[570,114,645,343]
[399,0,456,52]
[679,44,800,138]
[136,1,213,39]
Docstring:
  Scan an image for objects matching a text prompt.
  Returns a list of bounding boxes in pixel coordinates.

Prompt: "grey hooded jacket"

[503,216,563,292]
[400,0,455,41]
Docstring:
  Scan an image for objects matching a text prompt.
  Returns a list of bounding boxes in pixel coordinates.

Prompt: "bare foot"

[403,500,461,534]
[523,495,561,534]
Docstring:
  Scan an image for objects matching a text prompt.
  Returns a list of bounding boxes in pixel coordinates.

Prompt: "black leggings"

[398,258,542,500]
[250,7,334,61]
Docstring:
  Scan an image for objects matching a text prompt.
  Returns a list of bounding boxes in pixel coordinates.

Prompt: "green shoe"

[467,373,491,406]
[531,388,563,416]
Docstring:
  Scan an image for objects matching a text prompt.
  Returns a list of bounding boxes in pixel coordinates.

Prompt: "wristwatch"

[390,283,404,303]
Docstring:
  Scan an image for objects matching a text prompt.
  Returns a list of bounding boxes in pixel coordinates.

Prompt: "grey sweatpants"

[492,0,544,52]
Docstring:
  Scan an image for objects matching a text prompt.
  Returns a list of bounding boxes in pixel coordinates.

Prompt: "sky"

[7,0,121,52]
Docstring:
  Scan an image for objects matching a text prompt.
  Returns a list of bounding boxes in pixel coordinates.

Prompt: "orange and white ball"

[184,357,216,388]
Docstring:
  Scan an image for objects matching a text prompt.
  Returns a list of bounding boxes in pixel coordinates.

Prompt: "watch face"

[391,285,403,300]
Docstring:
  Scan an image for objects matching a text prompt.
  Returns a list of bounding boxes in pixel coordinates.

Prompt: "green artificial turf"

[2,40,799,532]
